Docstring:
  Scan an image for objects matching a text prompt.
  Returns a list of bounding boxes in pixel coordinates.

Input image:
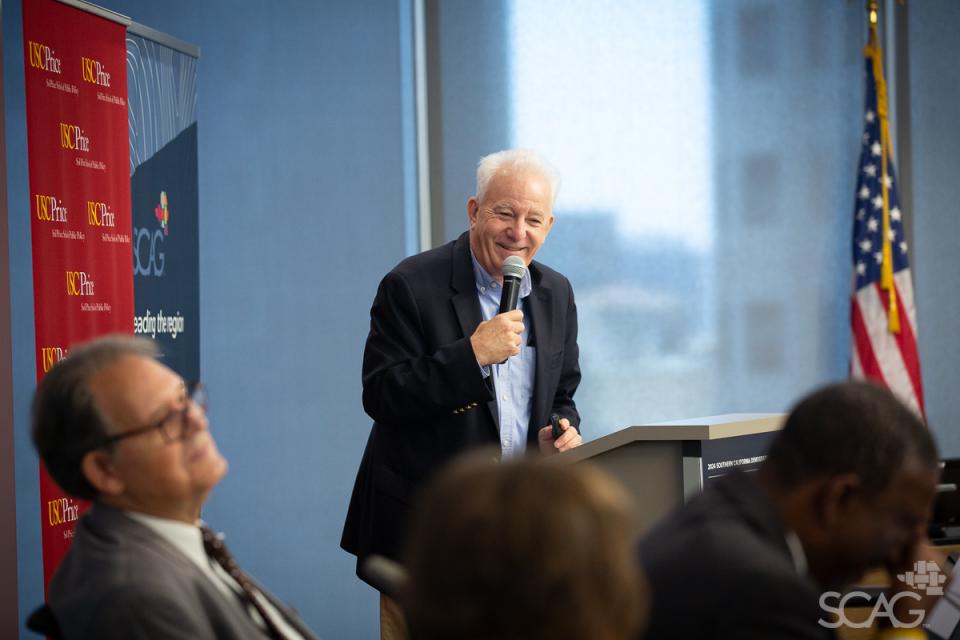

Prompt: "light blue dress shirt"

[470,250,536,458]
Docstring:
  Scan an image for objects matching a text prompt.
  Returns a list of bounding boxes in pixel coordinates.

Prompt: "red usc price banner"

[22,0,133,589]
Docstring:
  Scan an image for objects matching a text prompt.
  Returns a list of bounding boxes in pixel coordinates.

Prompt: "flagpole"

[865,0,901,334]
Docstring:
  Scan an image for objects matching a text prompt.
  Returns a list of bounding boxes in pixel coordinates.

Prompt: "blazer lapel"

[450,233,500,432]
[526,267,553,444]
[86,505,254,622]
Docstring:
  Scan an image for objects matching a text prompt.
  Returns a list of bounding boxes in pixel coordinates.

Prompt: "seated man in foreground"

[640,381,940,640]
[33,335,318,640]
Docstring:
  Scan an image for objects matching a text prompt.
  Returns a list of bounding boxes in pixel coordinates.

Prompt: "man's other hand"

[538,418,582,454]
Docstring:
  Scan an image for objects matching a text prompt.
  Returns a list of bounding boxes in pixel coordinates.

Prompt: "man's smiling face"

[467,169,554,281]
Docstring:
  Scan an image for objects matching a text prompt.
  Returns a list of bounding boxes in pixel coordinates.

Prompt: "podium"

[557,414,784,534]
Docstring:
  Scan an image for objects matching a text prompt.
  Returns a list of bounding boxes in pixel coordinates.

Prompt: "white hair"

[475,149,561,205]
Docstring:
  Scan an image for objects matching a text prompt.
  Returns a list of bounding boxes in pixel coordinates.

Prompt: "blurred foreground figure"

[640,381,939,640]
[402,453,646,640]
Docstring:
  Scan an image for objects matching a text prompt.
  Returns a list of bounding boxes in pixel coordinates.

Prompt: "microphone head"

[501,256,526,281]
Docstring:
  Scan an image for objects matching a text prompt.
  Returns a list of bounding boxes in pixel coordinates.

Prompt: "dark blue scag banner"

[127,34,199,381]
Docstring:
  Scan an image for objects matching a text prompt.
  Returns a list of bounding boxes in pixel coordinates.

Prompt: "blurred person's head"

[33,335,227,523]
[759,380,938,588]
[403,452,646,640]
[467,149,559,280]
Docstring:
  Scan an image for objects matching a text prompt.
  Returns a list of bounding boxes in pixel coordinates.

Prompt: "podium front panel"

[574,440,685,534]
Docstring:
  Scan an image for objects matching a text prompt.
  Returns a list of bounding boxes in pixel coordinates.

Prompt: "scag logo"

[59,123,90,152]
[34,194,68,223]
[134,191,170,277]
[47,497,79,526]
[819,561,943,630]
[65,271,94,296]
[155,191,169,235]
[28,41,61,74]
[80,56,111,87]
[819,591,923,629]
[86,201,115,227]
[40,346,67,373]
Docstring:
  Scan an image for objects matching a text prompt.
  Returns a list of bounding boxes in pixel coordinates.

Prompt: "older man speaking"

[342,149,584,636]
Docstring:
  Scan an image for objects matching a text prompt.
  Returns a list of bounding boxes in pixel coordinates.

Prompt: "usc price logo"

[34,194,68,223]
[86,201,115,227]
[40,346,67,373]
[65,271,94,296]
[27,41,61,74]
[80,56,111,87]
[59,123,90,152]
[47,497,79,527]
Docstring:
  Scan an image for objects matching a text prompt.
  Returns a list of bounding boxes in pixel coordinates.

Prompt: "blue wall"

[909,1,960,458]
[5,0,414,636]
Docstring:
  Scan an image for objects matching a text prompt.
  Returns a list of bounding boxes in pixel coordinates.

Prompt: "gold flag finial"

[864,1,901,334]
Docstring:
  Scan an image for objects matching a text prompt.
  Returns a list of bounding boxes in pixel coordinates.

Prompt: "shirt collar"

[469,249,532,299]
[125,511,209,568]
[784,529,808,575]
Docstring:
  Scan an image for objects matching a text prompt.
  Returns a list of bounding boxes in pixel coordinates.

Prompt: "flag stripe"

[890,276,925,413]
[851,293,885,381]
[850,344,863,379]
[854,284,922,415]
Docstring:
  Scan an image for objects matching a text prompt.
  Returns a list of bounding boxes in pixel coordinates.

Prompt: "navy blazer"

[341,231,581,581]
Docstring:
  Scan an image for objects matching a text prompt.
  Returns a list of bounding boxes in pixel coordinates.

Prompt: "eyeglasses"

[99,382,208,447]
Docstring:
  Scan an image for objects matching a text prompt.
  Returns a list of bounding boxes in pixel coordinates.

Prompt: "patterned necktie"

[200,525,288,640]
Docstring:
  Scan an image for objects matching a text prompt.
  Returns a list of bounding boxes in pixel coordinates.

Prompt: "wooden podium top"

[560,413,785,464]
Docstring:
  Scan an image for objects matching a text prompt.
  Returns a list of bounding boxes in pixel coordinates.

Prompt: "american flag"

[850,42,924,417]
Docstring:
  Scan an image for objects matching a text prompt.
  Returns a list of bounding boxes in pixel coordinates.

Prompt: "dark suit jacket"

[48,504,318,640]
[640,471,832,640]
[341,232,581,578]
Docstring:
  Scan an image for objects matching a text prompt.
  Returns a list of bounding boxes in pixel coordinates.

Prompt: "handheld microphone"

[499,256,526,314]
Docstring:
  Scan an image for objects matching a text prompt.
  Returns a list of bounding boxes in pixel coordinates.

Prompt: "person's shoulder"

[389,238,458,281]
[83,581,212,639]
[641,492,823,640]
[529,259,569,285]
[529,260,575,307]
[50,554,203,638]
[641,482,792,578]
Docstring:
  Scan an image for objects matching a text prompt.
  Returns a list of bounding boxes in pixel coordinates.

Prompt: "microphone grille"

[501,256,526,280]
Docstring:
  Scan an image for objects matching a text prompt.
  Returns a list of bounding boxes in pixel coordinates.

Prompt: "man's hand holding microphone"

[469,256,582,455]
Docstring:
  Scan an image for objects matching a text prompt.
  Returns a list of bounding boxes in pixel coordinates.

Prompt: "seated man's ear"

[817,472,863,528]
[81,450,125,496]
